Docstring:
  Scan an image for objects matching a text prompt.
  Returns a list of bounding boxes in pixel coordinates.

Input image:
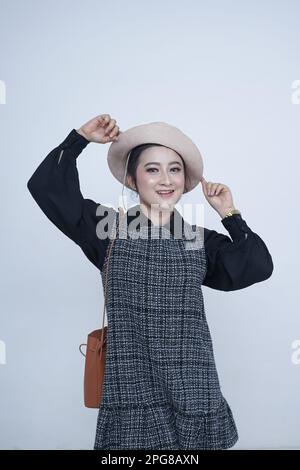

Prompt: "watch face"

[224,210,241,218]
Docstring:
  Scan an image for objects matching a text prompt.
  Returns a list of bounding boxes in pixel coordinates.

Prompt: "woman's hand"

[76,114,121,144]
[200,177,237,218]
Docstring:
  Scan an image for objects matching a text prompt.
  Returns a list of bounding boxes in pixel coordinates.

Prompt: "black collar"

[120,204,189,239]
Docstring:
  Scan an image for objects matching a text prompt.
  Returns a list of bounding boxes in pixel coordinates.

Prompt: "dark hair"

[126,143,190,194]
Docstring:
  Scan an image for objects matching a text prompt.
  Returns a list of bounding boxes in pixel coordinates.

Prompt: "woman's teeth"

[156,190,174,197]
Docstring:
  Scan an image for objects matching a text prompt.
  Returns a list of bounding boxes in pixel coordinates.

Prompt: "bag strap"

[100,207,126,348]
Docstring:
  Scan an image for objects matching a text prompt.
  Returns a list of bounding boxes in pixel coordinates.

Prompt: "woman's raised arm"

[27,114,120,270]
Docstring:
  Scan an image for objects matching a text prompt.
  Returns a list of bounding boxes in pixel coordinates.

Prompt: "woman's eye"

[147,167,181,173]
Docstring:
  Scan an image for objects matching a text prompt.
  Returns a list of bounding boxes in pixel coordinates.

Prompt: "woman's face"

[130,146,185,211]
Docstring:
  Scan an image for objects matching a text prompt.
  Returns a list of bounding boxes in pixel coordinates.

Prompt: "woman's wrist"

[76,127,90,141]
[218,207,237,219]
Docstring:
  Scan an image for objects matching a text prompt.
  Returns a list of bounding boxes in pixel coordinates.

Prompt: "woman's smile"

[156,189,175,198]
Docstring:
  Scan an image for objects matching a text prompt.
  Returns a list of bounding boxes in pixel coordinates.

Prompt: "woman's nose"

[159,171,171,185]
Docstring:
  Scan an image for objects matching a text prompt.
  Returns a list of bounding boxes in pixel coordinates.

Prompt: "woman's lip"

[156,190,175,197]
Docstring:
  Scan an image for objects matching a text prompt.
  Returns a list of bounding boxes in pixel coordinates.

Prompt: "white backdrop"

[0,0,299,450]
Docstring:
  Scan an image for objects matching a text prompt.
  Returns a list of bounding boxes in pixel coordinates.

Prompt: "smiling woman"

[27,115,273,450]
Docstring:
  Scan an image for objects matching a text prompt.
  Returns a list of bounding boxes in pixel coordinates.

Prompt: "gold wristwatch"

[222,208,241,219]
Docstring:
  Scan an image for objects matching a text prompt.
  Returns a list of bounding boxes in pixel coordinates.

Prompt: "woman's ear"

[126,175,136,191]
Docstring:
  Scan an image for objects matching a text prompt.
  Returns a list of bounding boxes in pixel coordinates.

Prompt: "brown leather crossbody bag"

[79,208,124,408]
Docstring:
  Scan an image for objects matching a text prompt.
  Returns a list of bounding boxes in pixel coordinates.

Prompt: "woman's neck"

[138,202,174,227]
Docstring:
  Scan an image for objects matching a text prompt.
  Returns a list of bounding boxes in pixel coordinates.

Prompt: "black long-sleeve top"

[27,129,274,291]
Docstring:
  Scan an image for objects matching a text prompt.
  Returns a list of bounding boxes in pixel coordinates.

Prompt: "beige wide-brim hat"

[107,121,203,194]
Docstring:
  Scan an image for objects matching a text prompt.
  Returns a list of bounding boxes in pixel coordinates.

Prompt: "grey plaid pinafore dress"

[94,208,238,450]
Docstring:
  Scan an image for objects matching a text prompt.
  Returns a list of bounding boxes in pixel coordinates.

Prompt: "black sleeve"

[202,213,274,291]
[27,128,115,271]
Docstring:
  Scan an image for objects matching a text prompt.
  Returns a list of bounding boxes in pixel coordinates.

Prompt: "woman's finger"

[207,182,220,196]
[108,125,119,137]
[201,178,229,198]
[201,178,209,195]
[201,178,219,197]
[206,181,213,195]
[213,183,221,195]
[96,115,110,129]
[107,126,119,141]
[109,126,119,139]
[104,119,117,135]
[215,184,226,195]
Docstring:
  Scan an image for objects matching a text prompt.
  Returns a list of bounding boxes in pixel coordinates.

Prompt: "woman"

[27,114,274,450]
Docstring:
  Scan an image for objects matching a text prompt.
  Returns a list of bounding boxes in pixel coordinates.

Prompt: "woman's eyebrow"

[144,161,183,167]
